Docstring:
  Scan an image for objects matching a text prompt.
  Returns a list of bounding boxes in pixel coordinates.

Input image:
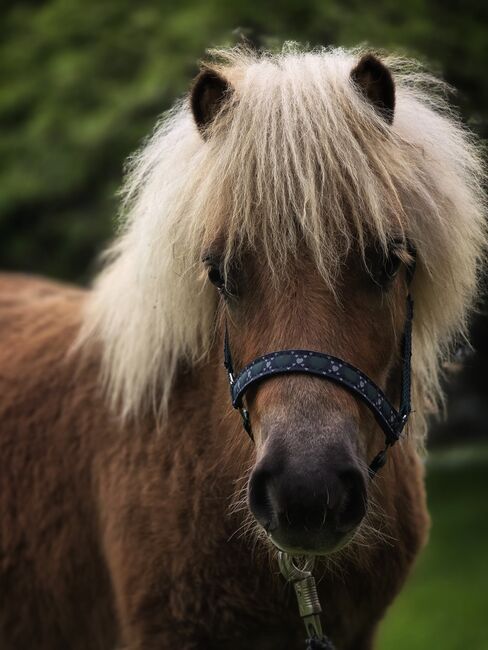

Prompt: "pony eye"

[379,253,401,285]
[203,255,227,292]
[202,252,238,297]
[366,245,402,289]
[207,265,225,289]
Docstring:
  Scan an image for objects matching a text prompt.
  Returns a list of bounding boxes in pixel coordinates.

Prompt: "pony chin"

[268,527,359,557]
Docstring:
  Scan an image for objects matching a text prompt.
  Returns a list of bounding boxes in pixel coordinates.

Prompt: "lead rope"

[278,553,335,649]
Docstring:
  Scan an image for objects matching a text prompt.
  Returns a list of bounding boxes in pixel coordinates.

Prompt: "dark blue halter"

[223,286,414,478]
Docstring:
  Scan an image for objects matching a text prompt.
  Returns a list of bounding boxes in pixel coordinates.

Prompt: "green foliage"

[0,0,487,281]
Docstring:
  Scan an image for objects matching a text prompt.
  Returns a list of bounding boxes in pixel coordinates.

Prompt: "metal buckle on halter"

[367,444,390,479]
[239,407,252,439]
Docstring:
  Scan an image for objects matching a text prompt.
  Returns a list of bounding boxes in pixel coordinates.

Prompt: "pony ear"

[351,54,395,124]
[191,68,232,136]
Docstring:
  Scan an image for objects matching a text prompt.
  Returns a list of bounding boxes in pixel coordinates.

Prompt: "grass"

[378,445,488,650]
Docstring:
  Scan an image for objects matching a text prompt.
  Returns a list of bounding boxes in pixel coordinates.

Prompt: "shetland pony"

[0,46,485,650]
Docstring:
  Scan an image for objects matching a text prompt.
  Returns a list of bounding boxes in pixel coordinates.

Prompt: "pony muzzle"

[248,439,368,555]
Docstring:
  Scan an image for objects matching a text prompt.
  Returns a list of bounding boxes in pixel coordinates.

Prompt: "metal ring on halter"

[277,552,316,581]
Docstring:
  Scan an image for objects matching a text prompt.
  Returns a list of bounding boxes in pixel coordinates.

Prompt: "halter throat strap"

[223,294,414,478]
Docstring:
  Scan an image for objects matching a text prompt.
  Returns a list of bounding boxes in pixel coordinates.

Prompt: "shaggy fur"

[0,45,486,649]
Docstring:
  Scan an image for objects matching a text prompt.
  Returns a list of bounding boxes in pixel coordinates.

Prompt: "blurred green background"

[1,1,487,648]
[379,447,488,650]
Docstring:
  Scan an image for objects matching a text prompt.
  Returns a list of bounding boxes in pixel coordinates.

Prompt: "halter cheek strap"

[223,294,414,479]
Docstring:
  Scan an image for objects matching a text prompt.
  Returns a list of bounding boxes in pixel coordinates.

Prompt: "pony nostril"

[335,468,367,533]
[248,468,278,532]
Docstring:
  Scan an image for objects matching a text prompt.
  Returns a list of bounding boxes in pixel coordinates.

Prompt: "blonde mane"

[79,44,487,439]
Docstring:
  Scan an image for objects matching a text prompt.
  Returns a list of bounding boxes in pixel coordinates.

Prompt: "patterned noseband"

[223,261,415,479]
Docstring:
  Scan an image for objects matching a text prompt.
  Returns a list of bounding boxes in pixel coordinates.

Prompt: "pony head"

[81,45,486,554]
